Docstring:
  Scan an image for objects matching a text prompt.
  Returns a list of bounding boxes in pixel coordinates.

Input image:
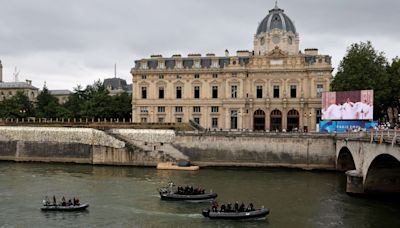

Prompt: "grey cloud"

[0,0,399,89]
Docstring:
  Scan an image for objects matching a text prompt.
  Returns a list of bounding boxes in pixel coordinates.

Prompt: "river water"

[0,162,399,228]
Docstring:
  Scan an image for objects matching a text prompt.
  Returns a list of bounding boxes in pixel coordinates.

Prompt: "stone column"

[345,170,365,195]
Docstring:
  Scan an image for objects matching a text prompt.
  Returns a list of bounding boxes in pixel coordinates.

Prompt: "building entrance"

[253,109,266,131]
[270,109,282,131]
[287,109,299,131]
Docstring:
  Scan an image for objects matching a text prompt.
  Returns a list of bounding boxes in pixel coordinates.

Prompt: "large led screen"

[322,90,373,120]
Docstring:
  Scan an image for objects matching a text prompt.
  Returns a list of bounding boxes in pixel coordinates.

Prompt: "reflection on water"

[0,162,399,228]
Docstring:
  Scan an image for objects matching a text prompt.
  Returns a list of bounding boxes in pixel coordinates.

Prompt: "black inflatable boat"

[159,187,217,201]
[202,208,270,220]
[41,204,89,211]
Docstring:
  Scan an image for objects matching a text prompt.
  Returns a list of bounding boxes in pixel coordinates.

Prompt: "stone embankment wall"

[0,127,337,169]
[173,133,337,169]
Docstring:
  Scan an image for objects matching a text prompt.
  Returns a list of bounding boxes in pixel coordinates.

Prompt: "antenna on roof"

[275,0,278,8]
[13,67,20,82]
[114,63,117,78]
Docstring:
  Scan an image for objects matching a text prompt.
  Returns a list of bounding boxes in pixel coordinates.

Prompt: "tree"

[36,86,64,118]
[0,91,35,118]
[386,57,400,123]
[331,41,389,120]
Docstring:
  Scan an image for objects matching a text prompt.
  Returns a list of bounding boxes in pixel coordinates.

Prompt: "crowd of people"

[211,201,255,213]
[175,186,205,195]
[43,195,80,207]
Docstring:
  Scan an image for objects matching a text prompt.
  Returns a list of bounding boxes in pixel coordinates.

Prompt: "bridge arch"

[336,146,356,171]
[364,154,400,194]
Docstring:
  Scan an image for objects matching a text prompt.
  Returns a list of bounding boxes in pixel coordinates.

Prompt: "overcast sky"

[1,0,399,90]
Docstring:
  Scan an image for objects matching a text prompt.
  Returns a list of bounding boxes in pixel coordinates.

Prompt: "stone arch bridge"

[336,133,400,195]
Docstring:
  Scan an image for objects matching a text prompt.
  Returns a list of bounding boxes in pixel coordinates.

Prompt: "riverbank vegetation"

[0,80,132,120]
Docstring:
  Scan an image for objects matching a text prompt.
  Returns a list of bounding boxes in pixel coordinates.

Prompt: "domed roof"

[256,4,296,35]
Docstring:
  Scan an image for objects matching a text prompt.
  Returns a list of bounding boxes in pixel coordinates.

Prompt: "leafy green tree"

[36,86,62,118]
[386,57,400,122]
[331,41,389,120]
[0,91,35,118]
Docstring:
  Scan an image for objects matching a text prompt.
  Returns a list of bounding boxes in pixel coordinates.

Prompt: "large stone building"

[104,77,132,96]
[0,60,39,102]
[131,4,332,131]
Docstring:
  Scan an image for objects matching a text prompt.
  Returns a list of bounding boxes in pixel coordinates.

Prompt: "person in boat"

[220,204,226,212]
[67,199,73,206]
[52,195,57,206]
[75,197,80,206]
[211,201,219,212]
[239,202,245,212]
[43,196,50,206]
[246,203,255,212]
[234,201,239,212]
[226,203,232,212]
[61,196,66,206]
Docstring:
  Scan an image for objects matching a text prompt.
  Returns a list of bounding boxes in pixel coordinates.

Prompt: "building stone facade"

[131,4,332,131]
[49,90,72,104]
[0,60,39,102]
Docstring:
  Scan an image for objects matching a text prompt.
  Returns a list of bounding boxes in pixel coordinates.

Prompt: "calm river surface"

[0,162,399,228]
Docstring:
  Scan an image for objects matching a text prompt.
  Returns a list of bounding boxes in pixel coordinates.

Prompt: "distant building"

[49,90,72,104]
[131,4,332,131]
[0,60,39,102]
[103,77,132,96]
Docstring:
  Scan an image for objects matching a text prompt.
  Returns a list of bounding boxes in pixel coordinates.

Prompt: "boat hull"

[160,193,217,201]
[202,208,270,220]
[156,162,199,171]
[41,204,89,211]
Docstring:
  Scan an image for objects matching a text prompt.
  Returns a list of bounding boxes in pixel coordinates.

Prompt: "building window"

[316,109,322,124]
[194,86,200,99]
[290,85,297,98]
[194,74,200,79]
[175,106,183,113]
[140,107,148,113]
[231,85,238,98]
[141,87,147,99]
[141,117,147,123]
[212,86,218,99]
[193,106,201,113]
[141,75,147,80]
[256,85,263,99]
[230,110,238,129]
[317,84,324,97]
[273,85,279,98]
[158,106,165,113]
[194,118,200,125]
[176,75,182,79]
[212,118,218,128]
[211,106,219,113]
[158,87,164,99]
[176,117,182,123]
[232,73,237,78]
[212,73,218,78]
[176,86,182,99]
[158,118,164,123]
[159,75,164,79]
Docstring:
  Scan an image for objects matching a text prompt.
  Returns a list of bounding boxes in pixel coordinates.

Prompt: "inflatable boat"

[202,208,270,220]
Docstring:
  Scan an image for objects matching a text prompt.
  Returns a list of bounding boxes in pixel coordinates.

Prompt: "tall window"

[158,87,164,99]
[175,106,183,113]
[212,118,218,128]
[212,73,218,78]
[231,85,238,98]
[141,87,147,99]
[176,117,182,123]
[212,86,218,99]
[141,117,147,123]
[141,75,147,80]
[193,106,201,113]
[159,75,164,79]
[317,84,324,97]
[273,85,279,98]
[194,74,200,79]
[194,86,200,99]
[256,85,263,98]
[230,110,238,129]
[211,106,219,113]
[316,109,322,124]
[176,86,182,99]
[157,106,165,113]
[290,85,297,98]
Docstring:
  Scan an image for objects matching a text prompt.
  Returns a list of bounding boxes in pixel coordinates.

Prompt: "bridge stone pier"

[336,139,400,196]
